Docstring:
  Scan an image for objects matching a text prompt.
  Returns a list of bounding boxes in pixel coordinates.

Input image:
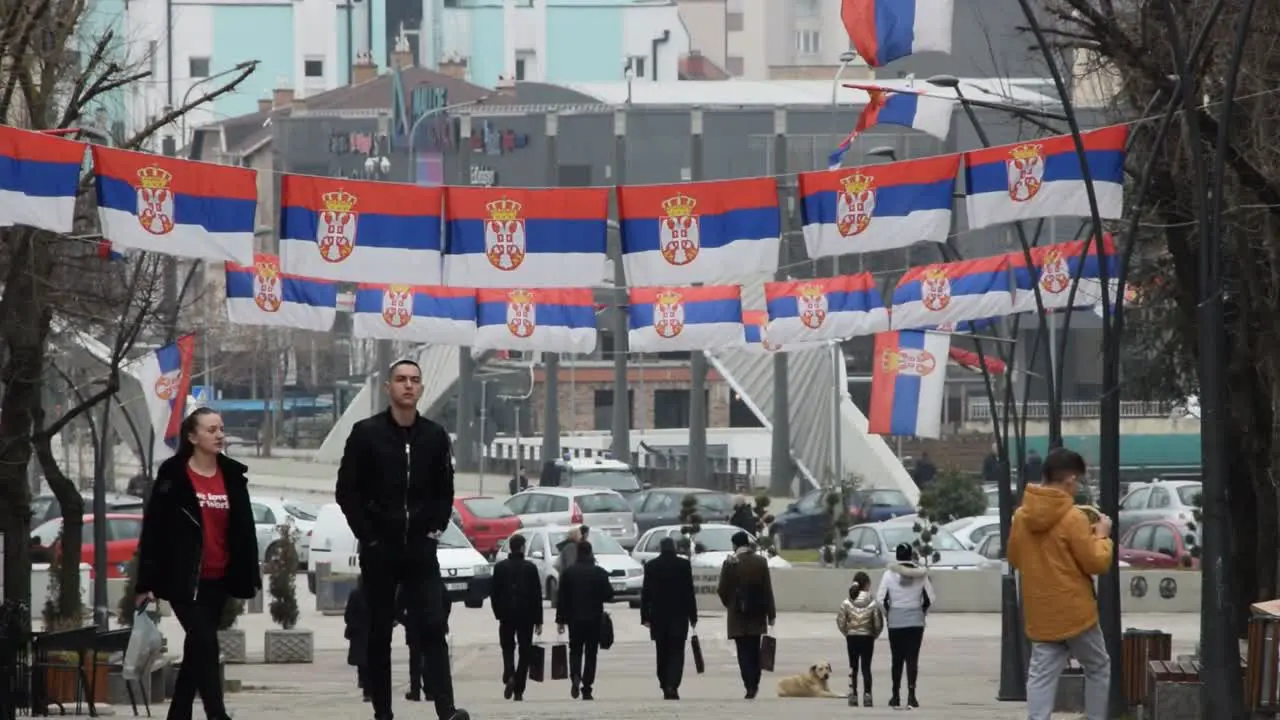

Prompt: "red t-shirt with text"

[188,467,231,578]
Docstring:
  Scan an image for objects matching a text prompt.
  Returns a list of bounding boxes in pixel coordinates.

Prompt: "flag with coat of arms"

[127,334,196,463]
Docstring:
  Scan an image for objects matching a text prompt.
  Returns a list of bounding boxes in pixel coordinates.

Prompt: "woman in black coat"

[344,580,370,701]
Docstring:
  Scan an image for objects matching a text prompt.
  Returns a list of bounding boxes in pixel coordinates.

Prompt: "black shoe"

[581,688,594,700]
[745,687,758,699]
[445,711,470,720]
[907,689,919,708]
[514,692,523,701]
[864,692,873,707]
[504,681,515,700]
[888,694,901,708]
[405,690,421,702]
[571,682,580,699]
[848,691,859,707]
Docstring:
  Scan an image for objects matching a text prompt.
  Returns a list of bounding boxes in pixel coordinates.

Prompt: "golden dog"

[776,661,843,698]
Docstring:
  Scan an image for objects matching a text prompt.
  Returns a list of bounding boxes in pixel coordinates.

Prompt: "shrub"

[219,597,245,631]
[677,493,705,555]
[820,477,860,565]
[267,523,300,630]
[918,469,988,522]
[751,493,777,555]
[910,510,944,567]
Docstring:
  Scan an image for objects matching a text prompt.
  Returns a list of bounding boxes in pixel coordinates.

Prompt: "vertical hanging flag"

[473,288,598,354]
[128,334,197,461]
[964,125,1128,230]
[0,125,85,233]
[764,272,888,344]
[842,0,954,67]
[828,86,954,168]
[279,175,443,285]
[740,310,829,355]
[618,178,780,286]
[91,146,256,264]
[444,187,610,288]
[224,253,338,331]
[350,285,476,345]
[800,155,958,256]
[891,256,1014,330]
[868,330,951,439]
[1008,235,1119,313]
[628,285,746,353]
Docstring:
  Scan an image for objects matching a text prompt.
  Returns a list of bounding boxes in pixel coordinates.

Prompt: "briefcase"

[551,642,569,680]
[690,633,706,674]
[759,634,777,673]
[527,644,546,683]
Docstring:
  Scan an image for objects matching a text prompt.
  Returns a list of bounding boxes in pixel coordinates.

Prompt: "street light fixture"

[408,96,491,184]
[926,74,960,89]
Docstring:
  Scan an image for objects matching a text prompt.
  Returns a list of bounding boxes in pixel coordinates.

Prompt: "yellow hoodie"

[1008,484,1113,642]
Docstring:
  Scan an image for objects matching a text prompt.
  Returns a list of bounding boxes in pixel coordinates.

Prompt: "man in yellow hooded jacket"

[1008,447,1114,720]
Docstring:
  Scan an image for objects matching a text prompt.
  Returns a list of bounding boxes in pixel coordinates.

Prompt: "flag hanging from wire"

[828,85,953,169]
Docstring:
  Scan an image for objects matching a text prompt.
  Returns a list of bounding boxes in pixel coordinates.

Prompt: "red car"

[452,496,521,557]
[31,513,144,579]
[1119,519,1199,569]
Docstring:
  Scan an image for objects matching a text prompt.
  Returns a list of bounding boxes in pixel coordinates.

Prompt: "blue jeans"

[1025,624,1110,720]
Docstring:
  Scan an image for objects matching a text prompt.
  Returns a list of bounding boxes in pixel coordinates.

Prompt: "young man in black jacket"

[641,536,698,699]
[555,541,614,701]
[336,359,467,720]
[489,534,543,701]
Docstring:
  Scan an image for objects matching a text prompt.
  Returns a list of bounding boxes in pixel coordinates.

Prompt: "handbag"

[690,632,705,674]
[551,640,569,680]
[759,633,777,673]
[527,644,546,683]
[599,612,614,650]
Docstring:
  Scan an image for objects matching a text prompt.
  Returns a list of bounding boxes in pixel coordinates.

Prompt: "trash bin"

[1247,616,1280,711]
[1122,628,1172,706]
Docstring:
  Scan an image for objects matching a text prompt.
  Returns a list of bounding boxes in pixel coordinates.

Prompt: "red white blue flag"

[891,256,1014,330]
[0,125,84,233]
[764,273,888,344]
[842,0,954,67]
[225,253,338,331]
[868,330,951,439]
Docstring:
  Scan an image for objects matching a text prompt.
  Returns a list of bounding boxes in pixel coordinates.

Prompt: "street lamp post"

[829,50,859,155]
[407,97,490,184]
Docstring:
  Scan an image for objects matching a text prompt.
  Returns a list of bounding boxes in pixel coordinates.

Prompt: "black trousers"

[498,622,535,693]
[363,541,454,720]
[652,625,688,692]
[167,578,228,720]
[568,622,601,691]
[733,635,763,692]
[845,635,875,692]
[887,626,925,694]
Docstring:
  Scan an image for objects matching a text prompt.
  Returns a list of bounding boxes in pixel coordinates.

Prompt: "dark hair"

[508,534,527,553]
[851,571,872,597]
[580,524,590,538]
[895,543,915,563]
[658,536,677,554]
[731,531,751,549]
[175,407,220,459]
[1042,447,1087,484]
[389,358,421,374]
[577,541,594,563]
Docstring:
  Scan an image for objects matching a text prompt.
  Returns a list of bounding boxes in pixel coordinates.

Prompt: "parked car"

[976,531,1132,571]
[943,515,1001,550]
[770,487,915,550]
[30,492,144,526]
[30,513,143,579]
[503,486,639,548]
[1117,479,1201,534]
[631,523,793,568]
[627,487,733,535]
[494,524,643,605]
[451,496,522,557]
[541,457,646,495]
[1119,519,1198,569]
[249,496,318,567]
[983,486,1000,516]
[841,517,985,570]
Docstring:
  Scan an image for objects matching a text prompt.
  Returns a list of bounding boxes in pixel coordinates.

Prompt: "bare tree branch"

[123,61,259,150]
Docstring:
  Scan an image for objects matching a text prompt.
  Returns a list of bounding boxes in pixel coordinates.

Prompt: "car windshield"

[463,497,515,519]
[865,490,911,507]
[1176,484,1202,507]
[569,469,640,492]
[284,502,320,521]
[881,525,966,552]
[31,518,64,546]
[690,492,732,512]
[576,492,630,513]
[691,526,743,552]
[439,523,472,549]
[551,531,626,556]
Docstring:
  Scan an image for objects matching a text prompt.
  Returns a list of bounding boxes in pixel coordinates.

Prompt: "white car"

[504,487,640,548]
[306,502,493,608]
[631,524,794,569]
[249,496,319,567]
[494,524,643,605]
[943,515,1001,550]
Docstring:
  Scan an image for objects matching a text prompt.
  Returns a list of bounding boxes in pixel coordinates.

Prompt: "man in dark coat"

[729,496,757,537]
[555,541,614,700]
[1023,449,1043,486]
[982,442,1003,486]
[641,536,698,700]
[717,530,776,699]
[489,534,543,701]
[913,452,938,489]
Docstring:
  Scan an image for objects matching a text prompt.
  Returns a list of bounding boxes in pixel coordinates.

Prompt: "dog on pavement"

[776,661,843,698]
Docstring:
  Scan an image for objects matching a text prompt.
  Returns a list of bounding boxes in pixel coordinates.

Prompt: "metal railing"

[965,400,1176,421]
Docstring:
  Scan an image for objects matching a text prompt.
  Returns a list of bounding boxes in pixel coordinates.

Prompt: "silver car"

[494,525,644,605]
[1117,480,1201,535]
[250,496,318,567]
[503,487,639,548]
[842,518,985,569]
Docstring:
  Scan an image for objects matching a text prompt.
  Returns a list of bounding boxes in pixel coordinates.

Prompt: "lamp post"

[178,60,259,145]
[829,50,859,151]
[407,97,490,184]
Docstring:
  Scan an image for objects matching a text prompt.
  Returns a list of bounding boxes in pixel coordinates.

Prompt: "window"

[1151,525,1178,555]
[794,489,823,514]
[640,532,665,553]
[725,56,745,75]
[529,532,547,557]
[523,494,552,514]
[694,526,743,552]
[726,11,744,31]
[1127,524,1156,550]
[285,502,319,521]
[627,56,646,79]
[188,56,210,78]
[570,468,641,493]
[252,503,276,524]
[794,29,821,55]
[653,389,706,429]
[548,495,570,513]
[505,493,530,514]
[729,392,763,427]
[463,497,515,519]
[795,0,819,17]
[108,518,143,541]
[304,58,324,78]
[576,492,629,513]
[1120,487,1151,510]
[979,534,1001,559]
[593,389,633,431]
[642,492,678,513]
[1176,483,1202,506]
[1148,487,1170,508]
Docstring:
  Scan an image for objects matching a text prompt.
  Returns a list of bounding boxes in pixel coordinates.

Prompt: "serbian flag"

[351,284,476,345]
[868,330,951,439]
[843,0,954,67]
[618,178,780,286]
[828,85,954,168]
[279,175,442,285]
[948,347,1006,375]
[0,125,84,233]
[765,272,888,345]
[473,288,598,354]
[739,311,830,355]
[224,253,338,332]
[628,284,745,353]
[964,125,1128,230]
[1093,279,1145,318]
[1008,236,1119,313]
[801,154,957,257]
[444,187,609,288]
[128,334,196,461]
[97,240,126,261]
[891,256,1014,331]
[91,146,255,264]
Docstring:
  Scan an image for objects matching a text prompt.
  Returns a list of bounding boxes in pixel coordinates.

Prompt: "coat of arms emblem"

[659,194,700,266]
[318,190,359,263]
[154,370,182,401]
[506,289,536,337]
[796,284,828,329]
[921,267,953,312]
[653,290,685,338]
[881,348,938,376]
[759,323,782,352]
[1039,249,1071,295]
[253,258,283,313]
[836,173,876,237]
[1006,144,1045,202]
[381,285,414,328]
[485,198,526,271]
[135,165,176,235]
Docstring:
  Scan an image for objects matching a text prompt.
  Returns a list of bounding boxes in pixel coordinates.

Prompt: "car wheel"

[772,530,786,551]
[546,578,558,609]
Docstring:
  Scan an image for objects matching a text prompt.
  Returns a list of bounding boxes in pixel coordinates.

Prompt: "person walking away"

[913,452,938,490]
[489,534,543,701]
[982,442,1003,486]
[345,578,372,702]
[336,359,468,720]
[729,497,756,537]
[555,525,588,575]
[716,531,776,699]
[837,571,884,706]
[133,408,260,720]
[1023,449,1044,487]
[1008,447,1114,720]
[875,544,935,709]
[641,536,698,700]
[555,541,614,700]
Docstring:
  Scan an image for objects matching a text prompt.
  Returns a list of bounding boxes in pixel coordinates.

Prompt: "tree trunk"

[34,432,85,621]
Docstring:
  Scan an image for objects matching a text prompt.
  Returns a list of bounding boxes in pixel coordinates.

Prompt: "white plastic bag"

[123,607,163,680]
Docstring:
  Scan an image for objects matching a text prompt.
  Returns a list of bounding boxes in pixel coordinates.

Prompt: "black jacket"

[134,454,261,602]
[729,506,756,536]
[336,410,454,546]
[640,551,697,633]
[555,558,613,627]
[489,552,543,627]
